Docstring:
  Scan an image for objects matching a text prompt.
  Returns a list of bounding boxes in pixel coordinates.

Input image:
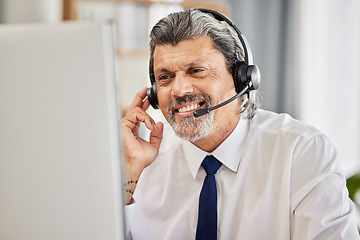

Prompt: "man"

[121,9,359,239]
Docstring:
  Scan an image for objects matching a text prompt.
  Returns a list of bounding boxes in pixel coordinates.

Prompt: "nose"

[171,74,194,97]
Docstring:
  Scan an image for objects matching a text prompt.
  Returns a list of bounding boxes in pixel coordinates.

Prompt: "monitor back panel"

[0,22,124,240]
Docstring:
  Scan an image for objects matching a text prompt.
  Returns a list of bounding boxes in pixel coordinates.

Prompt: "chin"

[170,113,215,142]
[176,129,207,142]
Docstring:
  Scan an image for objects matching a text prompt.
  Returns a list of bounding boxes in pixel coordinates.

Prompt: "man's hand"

[121,87,163,204]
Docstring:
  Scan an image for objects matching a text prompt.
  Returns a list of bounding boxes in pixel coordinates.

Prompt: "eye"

[190,68,203,74]
[189,67,207,77]
[158,75,171,81]
[190,68,203,73]
[156,74,173,87]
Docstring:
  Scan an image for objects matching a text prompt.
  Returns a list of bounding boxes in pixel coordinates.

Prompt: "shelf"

[62,0,230,20]
[62,0,230,109]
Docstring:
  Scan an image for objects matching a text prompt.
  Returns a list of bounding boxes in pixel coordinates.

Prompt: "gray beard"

[167,94,215,142]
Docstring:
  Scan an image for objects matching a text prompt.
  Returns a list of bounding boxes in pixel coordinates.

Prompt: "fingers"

[149,122,164,150]
[126,87,150,115]
[141,97,151,112]
[122,107,156,132]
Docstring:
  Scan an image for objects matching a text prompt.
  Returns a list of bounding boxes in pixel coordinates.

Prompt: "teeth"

[178,103,200,113]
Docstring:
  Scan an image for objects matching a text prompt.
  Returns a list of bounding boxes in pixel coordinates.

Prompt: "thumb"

[149,122,164,150]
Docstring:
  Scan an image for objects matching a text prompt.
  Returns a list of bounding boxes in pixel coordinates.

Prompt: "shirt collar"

[182,117,249,178]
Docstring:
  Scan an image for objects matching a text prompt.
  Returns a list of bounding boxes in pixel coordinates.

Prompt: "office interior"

[1,0,359,229]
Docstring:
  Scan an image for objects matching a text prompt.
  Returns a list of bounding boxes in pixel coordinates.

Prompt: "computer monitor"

[0,21,125,240]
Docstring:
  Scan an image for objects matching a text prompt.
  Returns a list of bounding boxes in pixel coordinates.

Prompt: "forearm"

[123,161,143,205]
[121,87,164,205]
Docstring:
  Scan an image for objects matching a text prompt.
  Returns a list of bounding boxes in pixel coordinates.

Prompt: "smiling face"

[153,36,240,150]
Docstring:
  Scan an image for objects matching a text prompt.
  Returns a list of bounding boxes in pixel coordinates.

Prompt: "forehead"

[153,37,224,69]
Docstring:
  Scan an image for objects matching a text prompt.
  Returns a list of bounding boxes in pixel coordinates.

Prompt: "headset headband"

[196,8,254,65]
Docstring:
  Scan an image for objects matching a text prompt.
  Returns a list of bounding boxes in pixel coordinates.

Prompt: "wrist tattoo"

[125,189,134,195]
[123,180,138,195]
[123,180,138,187]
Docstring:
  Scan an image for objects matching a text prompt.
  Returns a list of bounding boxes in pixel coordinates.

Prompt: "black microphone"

[193,85,249,118]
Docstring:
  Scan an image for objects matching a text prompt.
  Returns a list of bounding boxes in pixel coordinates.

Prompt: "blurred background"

[1,0,359,226]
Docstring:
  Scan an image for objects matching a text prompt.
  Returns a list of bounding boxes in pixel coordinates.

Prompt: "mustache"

[168,94,211,111]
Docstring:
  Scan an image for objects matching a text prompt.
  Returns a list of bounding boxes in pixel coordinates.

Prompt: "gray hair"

[149,9,260,119]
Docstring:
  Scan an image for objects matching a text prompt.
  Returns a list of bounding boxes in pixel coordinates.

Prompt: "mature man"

[121,9,359,239]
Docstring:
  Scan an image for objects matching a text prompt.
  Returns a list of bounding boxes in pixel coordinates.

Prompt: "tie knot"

[201,155,222,175]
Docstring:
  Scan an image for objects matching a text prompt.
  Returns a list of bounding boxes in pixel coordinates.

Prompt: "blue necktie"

[196,155,222,240]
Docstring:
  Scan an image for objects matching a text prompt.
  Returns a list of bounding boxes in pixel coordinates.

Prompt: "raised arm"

[121,87,164,204]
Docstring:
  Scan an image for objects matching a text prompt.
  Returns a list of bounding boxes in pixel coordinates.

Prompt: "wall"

[0,0,62,23]
[228,0,360,177]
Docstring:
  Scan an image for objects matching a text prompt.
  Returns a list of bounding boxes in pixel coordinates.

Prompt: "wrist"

[123,158,146,205]
[123,179,138,205]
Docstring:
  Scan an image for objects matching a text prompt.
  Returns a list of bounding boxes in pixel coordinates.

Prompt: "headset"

[146,8,261,117]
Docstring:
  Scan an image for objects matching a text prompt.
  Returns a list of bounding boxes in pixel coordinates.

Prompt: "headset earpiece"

[147,82,159,109]
[233,61,261,94]
[147,67,160,109]
[146,78,160,109]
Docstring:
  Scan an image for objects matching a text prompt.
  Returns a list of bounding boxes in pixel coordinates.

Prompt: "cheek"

[206,80,236,104]
[157,90,171,120]
[208,68,236,93]
[216,77,237,100]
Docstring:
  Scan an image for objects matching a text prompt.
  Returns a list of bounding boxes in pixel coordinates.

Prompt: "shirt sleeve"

[124,202,135,240]
[290,134,360,239]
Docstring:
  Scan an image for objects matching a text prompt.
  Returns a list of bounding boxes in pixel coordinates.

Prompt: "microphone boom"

[193,85,249,118]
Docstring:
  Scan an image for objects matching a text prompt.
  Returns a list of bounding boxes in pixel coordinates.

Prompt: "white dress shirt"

[125,109,359,239]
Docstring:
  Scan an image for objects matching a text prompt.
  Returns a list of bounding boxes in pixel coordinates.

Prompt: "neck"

[191,115,240,152]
